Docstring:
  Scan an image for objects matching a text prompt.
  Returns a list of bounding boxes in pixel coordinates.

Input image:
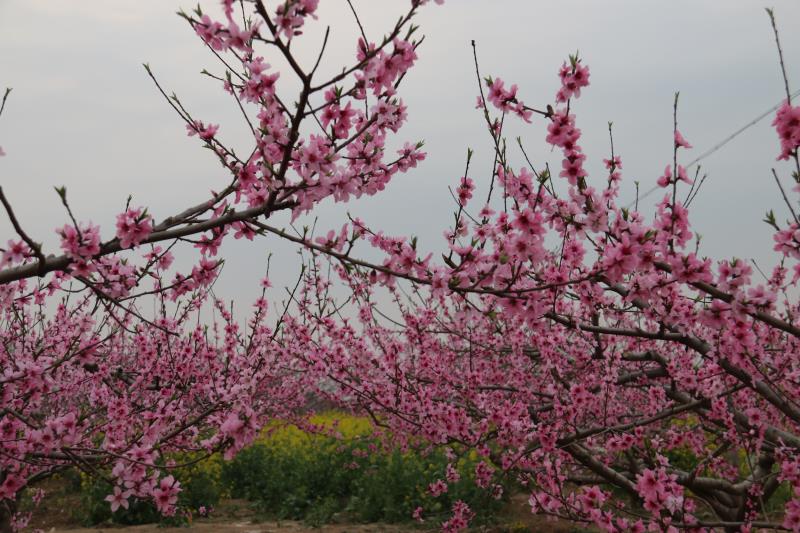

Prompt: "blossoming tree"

[266,10,800,533]
[0,0,438,530]
[4,1,800,531]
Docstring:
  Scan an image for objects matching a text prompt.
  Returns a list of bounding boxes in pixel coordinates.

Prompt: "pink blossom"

[657,165,672,187]
[105,486,131,512]
[428,479,448,497]
[773,100,800,160]
[115,207,153,249]
[275,0,319,39]
[0,473,24,500]
[152,475,181,515]
[603,155,622,170]
[556,59,590,102]
[441,501,474,532]
[485,77,532,122]
[194,257,220,285]
[3,240,29,265]
[674,129,692,149]
[785,499,800,531]
[445,462,460,483]
[186,120,219,141]
[58,222,101,260]
[456,176,474,206]
[474,461,494,488]
[194,15,225,50]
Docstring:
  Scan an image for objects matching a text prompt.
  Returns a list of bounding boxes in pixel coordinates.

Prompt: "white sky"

[1,1,800,308]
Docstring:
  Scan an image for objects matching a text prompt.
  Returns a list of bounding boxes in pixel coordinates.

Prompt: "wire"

[625,88,800,209]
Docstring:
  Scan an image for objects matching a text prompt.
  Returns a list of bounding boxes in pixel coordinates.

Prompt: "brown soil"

[35,519,591,533]
[39,521,409,533]
[26,480,593,533]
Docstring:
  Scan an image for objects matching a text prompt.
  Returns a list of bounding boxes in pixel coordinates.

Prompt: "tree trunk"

[0,498,17,533]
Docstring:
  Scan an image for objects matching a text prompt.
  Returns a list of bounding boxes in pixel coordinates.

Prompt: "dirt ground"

[25,477,593,533]
[30,506,593,533]
[39,520,410,533]
[39,518,590,533]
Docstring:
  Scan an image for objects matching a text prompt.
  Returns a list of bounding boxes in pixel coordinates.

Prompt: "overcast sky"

[1,0,800,309]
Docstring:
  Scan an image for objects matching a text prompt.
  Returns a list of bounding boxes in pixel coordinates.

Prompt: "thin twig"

[0,88,11,119]
[346,0,368,43]
[772,168,800,224]
[310,26,331,77]
[766,8,792,104]
[0,187,47,274]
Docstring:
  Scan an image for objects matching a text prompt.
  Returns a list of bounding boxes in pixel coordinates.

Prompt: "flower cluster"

[773,100,800,160]
[556,58,590,102]
[58,222,101,260]
[274,0,319,39]
[441,501,474,533]
[115,207,153,249]
[635,468,685,516]
[0,0,445,522]
[485,78,532,122]
[456,176,474,206]
[278,45,800,533]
